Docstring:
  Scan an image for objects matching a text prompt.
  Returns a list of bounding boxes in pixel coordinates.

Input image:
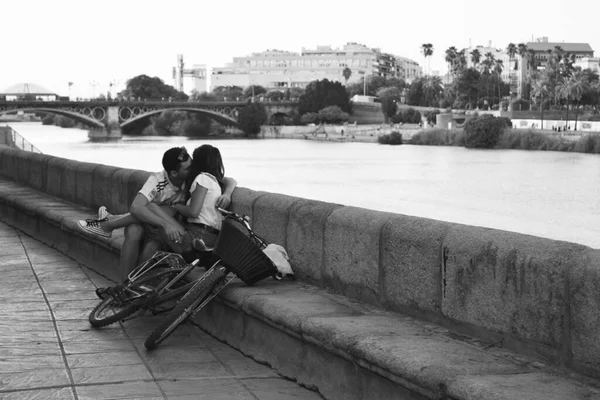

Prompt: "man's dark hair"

[162,147,189,174]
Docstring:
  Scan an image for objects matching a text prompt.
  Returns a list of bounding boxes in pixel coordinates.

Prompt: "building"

[525,37,594,70]
[172,55,207,95]
[574,57,600,73]
[210,43,421,91]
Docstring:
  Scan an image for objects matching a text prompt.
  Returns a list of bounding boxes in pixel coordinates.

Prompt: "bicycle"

[144,208,277,350]
[88,249,216,328]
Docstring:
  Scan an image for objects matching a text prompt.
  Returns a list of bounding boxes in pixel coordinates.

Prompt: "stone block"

[111,168,138,214]
[568,249,600,377]
[127,170,151,206]
[253,192,300,246]
[14,150,35,186]
[286,199,342,282]
[441,225,575,358]
[323,206,396,306]
[0,147,19,181]
[230,186,267,223]
[45,156,72,201]
[92,165,121,211]
[381,215,453,315]
[75,161,100,208]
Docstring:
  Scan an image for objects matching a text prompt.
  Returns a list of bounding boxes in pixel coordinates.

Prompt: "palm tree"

[531,72,550,129]
[517,43,528,69]
[445,46,457,76]
[470,48,482,69]
[506,43,517,66]
[565,70,590,130]
[421,44,434,75]
[494,59,504,105]
[342,67,352,85]
[455,50,467,73]
[423,75,443,107]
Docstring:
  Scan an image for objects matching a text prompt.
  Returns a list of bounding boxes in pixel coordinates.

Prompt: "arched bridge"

[0,100,298,140]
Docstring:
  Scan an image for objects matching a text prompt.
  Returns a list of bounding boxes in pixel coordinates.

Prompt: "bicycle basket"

[214,216,277,285]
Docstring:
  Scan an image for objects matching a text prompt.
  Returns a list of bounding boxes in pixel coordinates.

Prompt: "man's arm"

[216,176,237,209]
[130,194,184,241]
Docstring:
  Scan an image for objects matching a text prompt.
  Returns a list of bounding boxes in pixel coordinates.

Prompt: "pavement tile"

[242,378,323,400]
[159,378,250,397]
[48,298,99,310]
[1,268,34,277]
[53,307,94,320]
[70,363,153,384]
[0,387,75,400]
[58,325,129,341]
[36,269,90,281]
[44,290,98,301]
[62,338,137,354]
[0,310,52,321]
[26,252,74,263]
[0,368,70,391]
[41,279,97,294]
[75,381,164,400]
[0,354,66,372]
[220,358,280,378]
[142,346,217,364]
[0,301,49,312]
[67,350,143,368]
[149,360,232,380]
[0,331,59,343]
[0,344,62,357]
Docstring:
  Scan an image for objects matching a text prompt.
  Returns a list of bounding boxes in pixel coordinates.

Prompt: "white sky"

[1,0,598,98]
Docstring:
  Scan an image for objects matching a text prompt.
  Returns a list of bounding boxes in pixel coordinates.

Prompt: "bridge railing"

[0,125,42,153]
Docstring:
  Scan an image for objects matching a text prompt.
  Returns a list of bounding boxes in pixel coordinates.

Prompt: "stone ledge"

[193,281,600,400]
[2,175,600,399]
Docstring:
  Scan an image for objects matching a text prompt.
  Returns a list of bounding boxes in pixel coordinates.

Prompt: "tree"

[377,87,402,121]
[421,43,434,75]
[494,59,504,104]
[470,48,482,69]
[531,72,550,129]
[506,43,517,62]
[298,79,352,115]
[211,85,244,101]
[237,101,267,136]
[242,85,267,99]
[318,106,350,124]
[189,90,217,101]
[452,67,481,108]
[445,46,458,75]
[119,75,187,101]
[559,70,590,130]
[342,67,352,85]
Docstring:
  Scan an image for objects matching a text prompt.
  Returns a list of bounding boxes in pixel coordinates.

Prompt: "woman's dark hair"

[188,145,225,189]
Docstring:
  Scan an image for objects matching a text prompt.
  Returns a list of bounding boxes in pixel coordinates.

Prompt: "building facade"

[210,43,421,91]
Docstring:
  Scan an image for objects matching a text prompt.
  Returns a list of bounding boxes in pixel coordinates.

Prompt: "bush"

[377,131,403,145]
[424,109,441,126]
[463,115,507,148]
[391,107,422,124]
[318,105,350,124]
[300,112,319,125]
[409,129,465,146]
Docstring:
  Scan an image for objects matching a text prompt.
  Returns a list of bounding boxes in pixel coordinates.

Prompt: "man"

[78,146,236,274]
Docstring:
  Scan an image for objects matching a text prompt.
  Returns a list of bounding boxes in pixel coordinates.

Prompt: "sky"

[1,0,598,99]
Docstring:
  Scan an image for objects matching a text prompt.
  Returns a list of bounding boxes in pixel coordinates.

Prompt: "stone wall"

[2,145,600,377]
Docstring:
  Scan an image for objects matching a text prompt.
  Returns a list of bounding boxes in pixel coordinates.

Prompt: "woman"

[153,144,229,261]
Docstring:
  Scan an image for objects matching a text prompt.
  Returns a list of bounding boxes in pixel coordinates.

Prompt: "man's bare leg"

[139,239,164,267]
[121,223,146,274]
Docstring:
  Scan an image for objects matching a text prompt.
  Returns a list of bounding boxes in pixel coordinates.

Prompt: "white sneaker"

[98,206,110,220]
[77,219,111,238]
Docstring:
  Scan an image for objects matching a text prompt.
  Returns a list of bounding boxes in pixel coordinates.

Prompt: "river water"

[6,122,600,249]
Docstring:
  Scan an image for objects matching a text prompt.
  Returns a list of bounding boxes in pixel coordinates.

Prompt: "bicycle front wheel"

[144,266,227,350]
[88,271,172,328]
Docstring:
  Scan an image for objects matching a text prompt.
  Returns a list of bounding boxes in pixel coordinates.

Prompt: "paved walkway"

[0,221,323,400]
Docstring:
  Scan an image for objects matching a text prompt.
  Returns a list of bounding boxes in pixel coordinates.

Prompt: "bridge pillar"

[88,106,122,141]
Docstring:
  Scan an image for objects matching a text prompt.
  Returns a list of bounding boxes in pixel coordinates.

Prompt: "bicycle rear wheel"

[144,266,227,350]
[89,271,171,328]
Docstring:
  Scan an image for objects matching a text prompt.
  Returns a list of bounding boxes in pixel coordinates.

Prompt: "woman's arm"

[216,176,237,209]
[172,186,208,218]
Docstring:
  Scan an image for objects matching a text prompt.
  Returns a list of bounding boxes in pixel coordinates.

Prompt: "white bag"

[263,244,294,280]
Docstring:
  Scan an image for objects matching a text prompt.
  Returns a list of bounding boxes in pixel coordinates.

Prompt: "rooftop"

[525,42,594,53]
[1,82,57,95]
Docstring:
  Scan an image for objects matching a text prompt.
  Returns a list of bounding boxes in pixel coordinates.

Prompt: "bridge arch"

[120,107,238,128]
[0,108,105,128]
